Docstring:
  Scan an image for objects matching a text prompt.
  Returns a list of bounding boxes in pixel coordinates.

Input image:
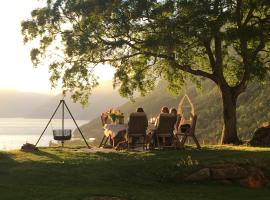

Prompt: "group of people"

[132,106,181,129]
[101,105,194,149]
[128,106,185,147]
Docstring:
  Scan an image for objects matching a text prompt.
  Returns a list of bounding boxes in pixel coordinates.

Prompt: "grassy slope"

[0,146,270,200]
[76,81,270,144]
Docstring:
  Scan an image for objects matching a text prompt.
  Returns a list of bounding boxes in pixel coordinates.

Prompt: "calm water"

[0,118,89,150]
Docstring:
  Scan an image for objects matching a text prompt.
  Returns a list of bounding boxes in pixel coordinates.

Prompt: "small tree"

[21,0,270,144]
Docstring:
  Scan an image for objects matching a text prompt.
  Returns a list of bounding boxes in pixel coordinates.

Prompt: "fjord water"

[0,118,88,150]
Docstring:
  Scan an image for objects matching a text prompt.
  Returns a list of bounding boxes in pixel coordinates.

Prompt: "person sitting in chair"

[136,107,145,113]
[127,107,148,148]
[150,106,177,148]
[154,106,169,126]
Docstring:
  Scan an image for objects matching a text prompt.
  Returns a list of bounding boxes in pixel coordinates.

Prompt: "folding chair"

[127,112,148,150]
[153,113,177,149]
[99,114,111,148]
[177,114,201,149]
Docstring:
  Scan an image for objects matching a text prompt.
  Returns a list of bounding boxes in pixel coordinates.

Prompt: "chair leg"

[99,135,106,148]
[141,136,144,150]
[104,137,109,145]
[156,135,160,149]
[192,136,201,149]
[175,135,184,149]
[171,137,176,149]
[162,137,165,146]
[180,135,188,147]
[127,136,130,150]
[112,137,115,148]
[143,136,146,151]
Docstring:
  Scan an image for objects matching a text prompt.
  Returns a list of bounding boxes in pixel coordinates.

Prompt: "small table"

[104,124,128,138]
[99,124,128,148]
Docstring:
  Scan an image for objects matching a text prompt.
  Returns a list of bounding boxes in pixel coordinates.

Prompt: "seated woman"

[154,106,169,126]
[149,106,177,148]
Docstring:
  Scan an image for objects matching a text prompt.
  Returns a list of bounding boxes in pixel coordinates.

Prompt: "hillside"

[26,81,127,120]
[0,90,51,118]
[76,80,270,144]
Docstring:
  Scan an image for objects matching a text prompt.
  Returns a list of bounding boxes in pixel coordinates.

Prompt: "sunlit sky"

[0,1,115,94]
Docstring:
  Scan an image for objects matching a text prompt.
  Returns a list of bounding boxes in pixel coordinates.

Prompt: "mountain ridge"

[0,80,127,120]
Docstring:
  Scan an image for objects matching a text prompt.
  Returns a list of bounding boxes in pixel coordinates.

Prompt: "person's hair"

[170,108,177,116]
[136,107,144,112]
[161,106,169,113]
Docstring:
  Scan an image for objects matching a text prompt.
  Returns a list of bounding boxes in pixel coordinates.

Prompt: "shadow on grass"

[28,149,62,161]
[0,151,17,165]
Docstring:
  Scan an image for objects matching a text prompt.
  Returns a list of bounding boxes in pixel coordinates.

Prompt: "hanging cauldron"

[53,129,72,141]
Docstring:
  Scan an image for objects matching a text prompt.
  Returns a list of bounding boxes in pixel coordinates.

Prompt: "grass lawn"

[0,145,270,200]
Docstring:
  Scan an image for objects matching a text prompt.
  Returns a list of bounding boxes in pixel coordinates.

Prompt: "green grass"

[0,145,270,200]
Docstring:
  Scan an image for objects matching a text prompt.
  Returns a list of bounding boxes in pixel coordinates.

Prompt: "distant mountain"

[0,90,51,118]
[0,81,127,120]
[75,80,270,144]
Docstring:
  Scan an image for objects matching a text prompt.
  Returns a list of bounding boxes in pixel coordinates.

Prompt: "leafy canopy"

[21,0,270,104]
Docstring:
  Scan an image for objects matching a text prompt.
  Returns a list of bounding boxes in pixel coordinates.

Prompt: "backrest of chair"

[175,114,182,130]
[156,113,177,135]
[100,114,111,126]
[189,114,197,135]
[128,112,148,135]
[100,115,105,126]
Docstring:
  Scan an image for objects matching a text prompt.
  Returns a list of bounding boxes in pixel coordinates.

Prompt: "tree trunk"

[220,87,241,144]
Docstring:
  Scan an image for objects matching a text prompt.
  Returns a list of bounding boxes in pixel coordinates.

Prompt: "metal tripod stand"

[35,100,90,149]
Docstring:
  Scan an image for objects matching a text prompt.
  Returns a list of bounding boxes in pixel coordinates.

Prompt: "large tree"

[21,0,270,144]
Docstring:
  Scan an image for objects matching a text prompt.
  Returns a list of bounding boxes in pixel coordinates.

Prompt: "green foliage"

[21,0,270,104]
[21,0,270,143]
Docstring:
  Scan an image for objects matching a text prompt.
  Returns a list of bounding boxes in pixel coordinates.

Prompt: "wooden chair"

[152,113,177,149]
[175,94,201,149]
[127,112,148,150]
[176,114,201,149]
[99,114,111,148]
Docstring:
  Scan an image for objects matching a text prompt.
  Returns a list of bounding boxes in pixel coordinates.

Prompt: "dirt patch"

[83,196,127,200]
[83,147,118,153]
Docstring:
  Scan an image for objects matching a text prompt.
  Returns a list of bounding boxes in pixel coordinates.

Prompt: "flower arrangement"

[107,109,122,123]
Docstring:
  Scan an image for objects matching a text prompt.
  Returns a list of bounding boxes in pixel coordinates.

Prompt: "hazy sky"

[0,1,115,94]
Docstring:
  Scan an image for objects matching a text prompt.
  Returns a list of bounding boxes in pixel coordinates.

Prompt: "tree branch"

[242,8,255,26]
[94,35,217,81]
[236,0,243,27]
[204,39,216,70]
[170,59,216,81]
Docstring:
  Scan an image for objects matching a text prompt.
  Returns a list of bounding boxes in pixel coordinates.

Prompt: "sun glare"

[0,1,115,94]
